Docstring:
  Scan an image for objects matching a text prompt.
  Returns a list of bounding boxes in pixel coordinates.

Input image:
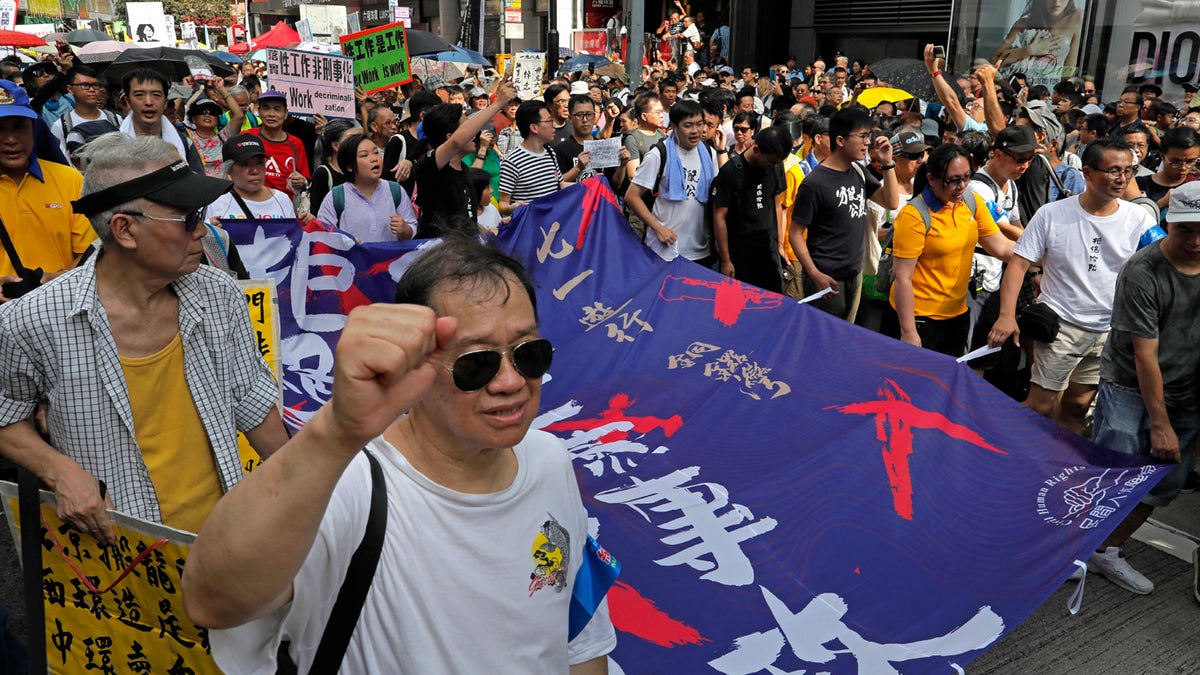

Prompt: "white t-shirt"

[632,142,717,262]
[478,202,502,233]
[1012,196,1157,331]
[682,23,701,51]
[208,189,297,220]
[50,109,117,157]
[210,429,616,674]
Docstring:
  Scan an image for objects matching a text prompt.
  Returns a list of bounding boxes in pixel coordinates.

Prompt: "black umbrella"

[563,54,612,73]
[63,29,114,46]
[868,58,962,102]
[106,47,235,83]
[404,28,455,56]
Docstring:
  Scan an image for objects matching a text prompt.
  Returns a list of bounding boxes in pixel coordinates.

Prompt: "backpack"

[1040,154,1075,201]
[331,181,404,228]
[60,109,119,137]
[875,192,979,294]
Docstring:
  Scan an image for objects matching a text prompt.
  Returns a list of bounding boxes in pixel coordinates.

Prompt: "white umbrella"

[75,40,136,64]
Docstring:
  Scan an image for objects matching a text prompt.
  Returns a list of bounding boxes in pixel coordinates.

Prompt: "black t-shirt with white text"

[791,163,882,279]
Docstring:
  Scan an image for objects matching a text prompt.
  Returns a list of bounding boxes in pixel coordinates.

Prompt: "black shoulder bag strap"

[0,215,29,274]
[306,449,388,674]
[230,191,256,219]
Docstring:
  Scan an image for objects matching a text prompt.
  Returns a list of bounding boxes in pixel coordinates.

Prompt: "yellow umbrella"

[857,87,913,109]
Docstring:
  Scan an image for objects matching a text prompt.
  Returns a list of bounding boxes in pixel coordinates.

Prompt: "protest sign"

[339,21,411,94]
[0,0,16,31]
[227,179,1167,673]
[346,12,360,34]
[296,18,312,42]
[584,137,622,169]
[237,279,282,473]
[265,47,355,117]
[512,51,545,100]
[1,483,219,674]
[126,2,167,44]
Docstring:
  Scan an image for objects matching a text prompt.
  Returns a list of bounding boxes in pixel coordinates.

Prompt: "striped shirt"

[499,144,562,203]
[0,246,279,523]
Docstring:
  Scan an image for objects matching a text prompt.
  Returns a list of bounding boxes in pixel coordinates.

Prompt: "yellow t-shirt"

[0,159,96,278]
[779,153,807,262]
[120,333,223,534]
[889,192,999,320]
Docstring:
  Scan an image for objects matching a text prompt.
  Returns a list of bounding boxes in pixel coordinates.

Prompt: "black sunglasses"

[118,207,207,233]
[445,338,554,392]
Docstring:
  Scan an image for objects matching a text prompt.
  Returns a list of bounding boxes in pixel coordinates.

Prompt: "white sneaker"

[1088,547,1153,595]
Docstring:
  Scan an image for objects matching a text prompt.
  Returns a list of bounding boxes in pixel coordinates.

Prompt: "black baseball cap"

[223,133,267,163]
[994,125,1038,153]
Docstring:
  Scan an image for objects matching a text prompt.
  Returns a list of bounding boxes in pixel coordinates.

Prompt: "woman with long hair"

[887,144,1014,356]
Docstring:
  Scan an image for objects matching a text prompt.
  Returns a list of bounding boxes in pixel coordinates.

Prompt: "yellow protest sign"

[0,483,219,674]
[239,279,281,474]
[496,53,512,76]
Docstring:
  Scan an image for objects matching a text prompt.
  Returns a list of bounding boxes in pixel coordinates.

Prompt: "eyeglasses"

[119,207,207,233]
[444,338,554,392]
[1004,151,1036,164]
[571,112,596,120]
[939,175,971,188]
[536,117,553,125]
[849,131,873,141]
[1092,166,1135,178]
[733,126,752,133]
[70,82,103,90]
[897,151,926,160]
[1166,157,1200,169]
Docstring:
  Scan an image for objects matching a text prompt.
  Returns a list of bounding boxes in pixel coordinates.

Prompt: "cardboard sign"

[339,21,412,94]
[1,483,219,674]
[512,51,545,100]
[584,137,621,169]
[265,47,356,117]
[238,279,282,473]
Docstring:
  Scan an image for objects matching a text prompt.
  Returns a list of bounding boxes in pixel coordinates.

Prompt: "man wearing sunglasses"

[0,136,289,545]
[186,238,616,674]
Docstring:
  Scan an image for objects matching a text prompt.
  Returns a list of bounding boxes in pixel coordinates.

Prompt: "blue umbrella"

[563,54,613,73]
[211,50,242,64]
[433,45,491,68]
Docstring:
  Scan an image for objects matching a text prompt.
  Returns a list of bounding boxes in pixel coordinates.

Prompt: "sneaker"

[1088,547,1154,595]
[1193,546,1199,605]
[1182,471,1200,494]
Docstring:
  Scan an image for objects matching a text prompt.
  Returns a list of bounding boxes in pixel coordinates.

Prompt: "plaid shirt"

[0,247,278,523]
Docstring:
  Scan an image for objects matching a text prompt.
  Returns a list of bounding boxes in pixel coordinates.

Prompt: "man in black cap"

[0,135,289,544]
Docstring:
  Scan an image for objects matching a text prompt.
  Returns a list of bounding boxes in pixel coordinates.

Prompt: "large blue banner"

[227,179,1170,673]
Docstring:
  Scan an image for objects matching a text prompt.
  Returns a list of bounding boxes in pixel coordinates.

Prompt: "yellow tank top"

[120,333,223,534]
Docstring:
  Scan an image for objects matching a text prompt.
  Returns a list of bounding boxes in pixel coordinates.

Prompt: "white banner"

[127,1,169,45]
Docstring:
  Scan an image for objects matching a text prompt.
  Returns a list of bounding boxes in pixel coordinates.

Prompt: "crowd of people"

[0,14,1195,671]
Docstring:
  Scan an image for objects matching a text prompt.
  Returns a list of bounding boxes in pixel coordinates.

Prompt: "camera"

[2,267,42,300]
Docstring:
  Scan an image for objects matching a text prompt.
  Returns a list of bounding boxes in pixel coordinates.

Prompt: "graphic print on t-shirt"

[529,515,571,596]
[836,184,865,218]
[684,167,699,199]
